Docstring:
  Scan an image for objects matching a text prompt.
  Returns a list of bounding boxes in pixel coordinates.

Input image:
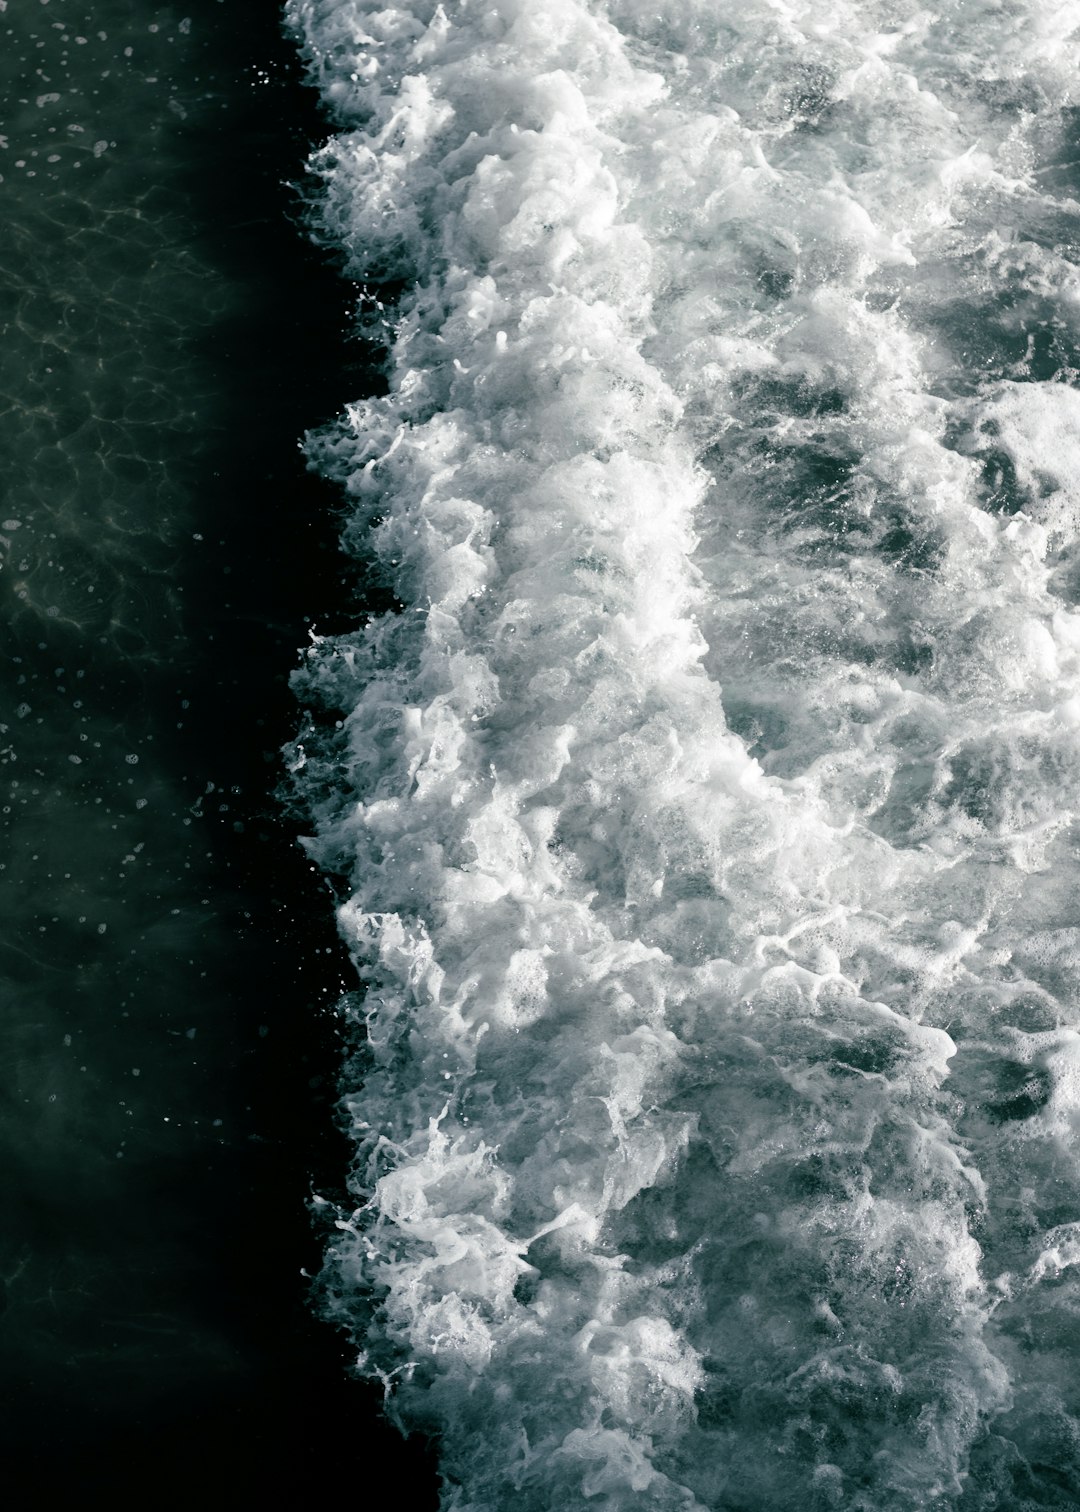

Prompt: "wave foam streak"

[286,1,1080,1505]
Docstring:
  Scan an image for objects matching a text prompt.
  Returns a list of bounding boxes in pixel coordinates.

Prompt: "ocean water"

[0,0,438,1496]
[285,0,1080,1507]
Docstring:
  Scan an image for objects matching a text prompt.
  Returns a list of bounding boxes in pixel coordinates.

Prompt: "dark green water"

[0,0,436,1496]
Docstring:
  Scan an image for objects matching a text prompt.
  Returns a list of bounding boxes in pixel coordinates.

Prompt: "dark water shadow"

[1,0,438,1501]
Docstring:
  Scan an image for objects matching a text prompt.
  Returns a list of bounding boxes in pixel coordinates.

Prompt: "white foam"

[287,0,1080,1504]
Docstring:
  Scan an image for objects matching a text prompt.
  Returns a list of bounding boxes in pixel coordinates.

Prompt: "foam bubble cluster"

[286,1,1080,1504]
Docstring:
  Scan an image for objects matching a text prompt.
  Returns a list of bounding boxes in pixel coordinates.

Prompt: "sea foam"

[286,1,1080,1505]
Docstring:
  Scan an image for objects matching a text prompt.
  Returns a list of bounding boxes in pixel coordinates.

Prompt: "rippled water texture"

[1,1,437,1496]
[286,1,1080,1507]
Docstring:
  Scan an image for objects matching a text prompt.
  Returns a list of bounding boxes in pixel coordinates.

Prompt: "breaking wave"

[285,1,1080,1505]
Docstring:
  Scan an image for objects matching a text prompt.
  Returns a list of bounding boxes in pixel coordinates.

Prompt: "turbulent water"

[286,1,1080,1506]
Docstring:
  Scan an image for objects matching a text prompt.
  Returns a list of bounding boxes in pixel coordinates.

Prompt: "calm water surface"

[0,0,436,1496]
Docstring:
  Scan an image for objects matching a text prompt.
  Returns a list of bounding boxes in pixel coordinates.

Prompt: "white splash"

[286,1,1080,1505]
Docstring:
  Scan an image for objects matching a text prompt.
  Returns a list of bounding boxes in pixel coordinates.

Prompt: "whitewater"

[284,0,1080,1505]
